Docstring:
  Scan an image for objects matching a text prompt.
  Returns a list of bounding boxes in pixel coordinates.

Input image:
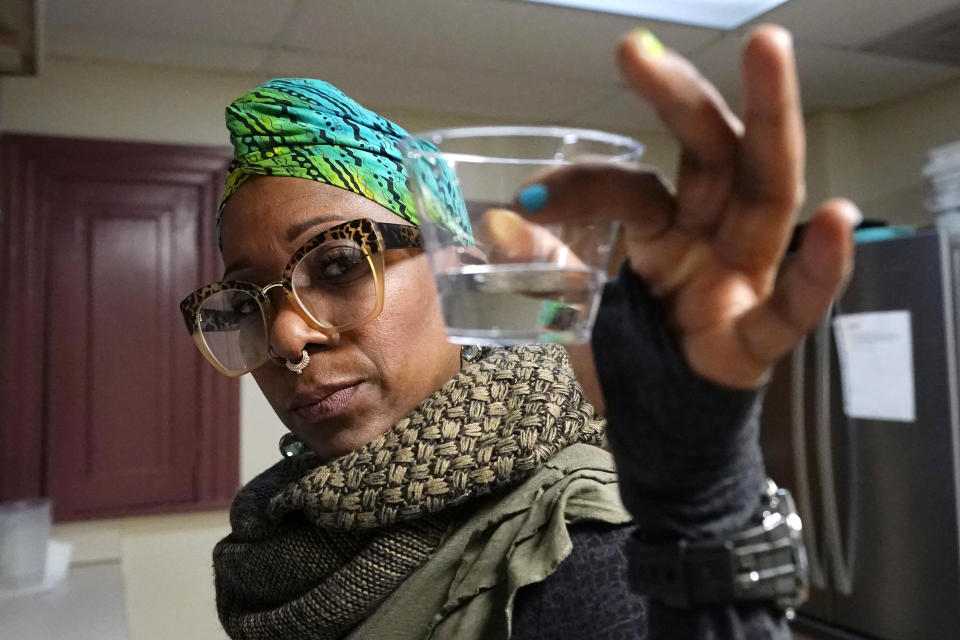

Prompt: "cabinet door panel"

[1,135,237,520]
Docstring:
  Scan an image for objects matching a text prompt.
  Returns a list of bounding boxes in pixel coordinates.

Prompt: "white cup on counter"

[0,499,52,591]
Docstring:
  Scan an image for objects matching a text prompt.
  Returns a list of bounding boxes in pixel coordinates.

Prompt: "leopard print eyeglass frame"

[179,218,422,377]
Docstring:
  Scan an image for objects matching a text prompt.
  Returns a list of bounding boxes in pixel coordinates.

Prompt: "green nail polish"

[633,28,665,59]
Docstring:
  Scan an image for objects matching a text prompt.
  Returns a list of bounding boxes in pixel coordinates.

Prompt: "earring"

[278,432,306,458]
[460,345,486,364]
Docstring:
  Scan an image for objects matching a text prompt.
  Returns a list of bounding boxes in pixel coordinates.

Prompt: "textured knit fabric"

[214,344,617,640]
[346,443,630,640]
[219,78,472,245]
[592,264,789,639]
[511,521,646,640]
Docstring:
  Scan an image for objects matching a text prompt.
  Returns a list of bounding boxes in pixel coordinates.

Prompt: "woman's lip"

[290,383,360,423]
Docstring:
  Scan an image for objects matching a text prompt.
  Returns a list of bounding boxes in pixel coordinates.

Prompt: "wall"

[855,76,960,226]
[801,76,960,227]
[0,56,679,152]
[803,109,864,220]
[0,58,258,146]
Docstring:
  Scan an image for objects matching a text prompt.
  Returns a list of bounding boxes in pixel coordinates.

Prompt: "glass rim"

[399,125,645,166]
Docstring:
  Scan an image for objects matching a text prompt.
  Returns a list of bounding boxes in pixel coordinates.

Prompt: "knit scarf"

[213,344,605,640]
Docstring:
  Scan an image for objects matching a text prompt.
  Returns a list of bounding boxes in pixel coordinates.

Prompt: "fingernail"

[517,183,549,213]
[766,25,793,49]
[842,202,864,228]
[851,208,863,228]
[632,28,665,59]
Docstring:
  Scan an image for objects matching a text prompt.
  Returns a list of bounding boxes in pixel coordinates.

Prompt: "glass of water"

[400,126,644,345]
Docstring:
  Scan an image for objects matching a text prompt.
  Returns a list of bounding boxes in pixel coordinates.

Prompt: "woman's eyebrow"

[221,214,346,277]
[286,214,343,242]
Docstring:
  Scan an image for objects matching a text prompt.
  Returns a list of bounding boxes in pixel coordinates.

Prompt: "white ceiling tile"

[691,34,960,112]
[48,0,297,46]
[49,27,270,73]
[746,0,960,49]
[277,0,719,85]
[796,46,960,109]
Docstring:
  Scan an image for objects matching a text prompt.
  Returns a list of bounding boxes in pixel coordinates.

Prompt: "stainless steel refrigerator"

[760,229,960,640]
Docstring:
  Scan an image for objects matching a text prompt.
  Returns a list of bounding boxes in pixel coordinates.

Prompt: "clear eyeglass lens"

[197,289,269,373]
[291,240,378,328]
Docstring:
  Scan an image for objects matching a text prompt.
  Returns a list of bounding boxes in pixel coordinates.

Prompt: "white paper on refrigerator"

[832,310,916,422]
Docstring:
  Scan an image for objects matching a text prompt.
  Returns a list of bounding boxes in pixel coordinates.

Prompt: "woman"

[181,25,857,640]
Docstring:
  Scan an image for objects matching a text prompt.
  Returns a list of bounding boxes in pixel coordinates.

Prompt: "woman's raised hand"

[516,25,858,389]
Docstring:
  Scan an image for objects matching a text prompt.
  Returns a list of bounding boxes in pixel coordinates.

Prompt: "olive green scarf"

[213,345,629,640]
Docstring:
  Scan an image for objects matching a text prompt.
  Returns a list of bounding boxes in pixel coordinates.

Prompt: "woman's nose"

[268,299,339,361]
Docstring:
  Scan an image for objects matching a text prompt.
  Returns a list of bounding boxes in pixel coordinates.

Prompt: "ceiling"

[44,0,960,132]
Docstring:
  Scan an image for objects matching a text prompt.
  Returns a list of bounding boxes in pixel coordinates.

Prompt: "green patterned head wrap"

[219,78,472,246]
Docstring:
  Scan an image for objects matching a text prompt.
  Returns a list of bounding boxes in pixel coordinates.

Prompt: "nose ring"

[269,347,310,374]
[285,350,310,374]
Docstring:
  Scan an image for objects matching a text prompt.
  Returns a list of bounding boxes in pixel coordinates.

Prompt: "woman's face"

[219,176,461,460]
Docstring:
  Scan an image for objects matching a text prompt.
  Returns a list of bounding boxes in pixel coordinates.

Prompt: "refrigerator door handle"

[815,311,855,596]
[790,335,827,589]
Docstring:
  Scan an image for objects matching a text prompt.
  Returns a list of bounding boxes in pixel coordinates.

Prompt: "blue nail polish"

[518,183,548,213]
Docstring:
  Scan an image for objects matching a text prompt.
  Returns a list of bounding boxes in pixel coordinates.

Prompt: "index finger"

[617,29,743,169]
[617,29,746,234]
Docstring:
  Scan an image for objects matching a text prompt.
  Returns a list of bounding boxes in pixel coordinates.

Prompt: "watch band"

[627,480,809,611]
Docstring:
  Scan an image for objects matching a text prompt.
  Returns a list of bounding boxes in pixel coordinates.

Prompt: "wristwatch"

[626,479,809,613]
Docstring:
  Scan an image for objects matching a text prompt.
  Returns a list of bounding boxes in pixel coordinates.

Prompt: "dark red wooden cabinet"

[0,135,239,520]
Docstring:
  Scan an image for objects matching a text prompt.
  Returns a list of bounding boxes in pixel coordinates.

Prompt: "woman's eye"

[315,247,367,282]
[236,299,259,315]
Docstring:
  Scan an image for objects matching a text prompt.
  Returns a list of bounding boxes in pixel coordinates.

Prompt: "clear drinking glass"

[401,126,644,345]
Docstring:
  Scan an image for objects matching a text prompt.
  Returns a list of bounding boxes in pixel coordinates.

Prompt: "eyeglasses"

[180,218,421,377]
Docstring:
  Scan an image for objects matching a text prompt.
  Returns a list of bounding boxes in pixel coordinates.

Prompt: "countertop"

[0,562,129,640]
